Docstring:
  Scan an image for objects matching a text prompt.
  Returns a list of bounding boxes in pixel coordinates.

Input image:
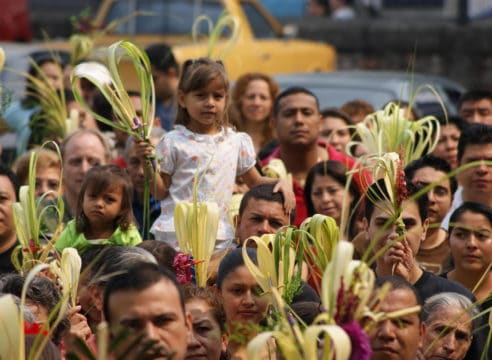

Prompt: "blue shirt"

[155,100,177,131]
[132,192,161,238]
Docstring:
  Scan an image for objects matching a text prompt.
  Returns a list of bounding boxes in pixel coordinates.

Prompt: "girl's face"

[178,77,227,135]
[310,174,352,224]
[240,79,273,124]
[185,299,227,360]
[219,265,268,330]
[320,117,351,154]
[83,185,123,230]
[449,210,492,273]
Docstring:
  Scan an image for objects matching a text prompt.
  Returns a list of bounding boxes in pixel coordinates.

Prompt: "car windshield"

[299,86,396,109]
[105,0,226,36]
[240,2,278,38]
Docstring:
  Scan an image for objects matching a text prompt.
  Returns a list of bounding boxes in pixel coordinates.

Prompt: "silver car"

[274,70,466,117]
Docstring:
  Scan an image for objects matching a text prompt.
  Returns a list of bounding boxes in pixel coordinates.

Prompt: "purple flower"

[131,117,140,131]
[341,321,372,360]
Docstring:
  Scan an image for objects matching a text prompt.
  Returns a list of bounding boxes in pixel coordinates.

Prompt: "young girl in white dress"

[138,58,294,248]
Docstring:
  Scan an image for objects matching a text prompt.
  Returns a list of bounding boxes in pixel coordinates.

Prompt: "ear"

[153,116,161,128]
[421,218,430,242]
[177,90,186,108]
[166,67,178,78]
[418,322,426,350]
[221,332,228,354]
[88,285,103,312]
[361,217,368,231]
[234,214,241,236]
[211,283,221,297]
[185,311,193,332]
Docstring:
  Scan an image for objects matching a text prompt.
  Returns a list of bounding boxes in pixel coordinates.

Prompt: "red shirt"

[260,141,361,226]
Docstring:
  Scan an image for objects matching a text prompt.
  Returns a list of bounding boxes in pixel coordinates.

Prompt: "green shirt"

[55,220,142,253]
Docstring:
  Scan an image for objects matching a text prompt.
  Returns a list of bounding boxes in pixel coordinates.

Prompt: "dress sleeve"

[236,132,256,176]
[156,134,176,175]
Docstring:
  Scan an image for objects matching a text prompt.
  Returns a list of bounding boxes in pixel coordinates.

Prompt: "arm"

[241,167,296,213]
[135,139,171,200]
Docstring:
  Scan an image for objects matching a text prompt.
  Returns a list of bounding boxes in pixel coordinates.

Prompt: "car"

[89,0,336,81]
[273,70,466,117]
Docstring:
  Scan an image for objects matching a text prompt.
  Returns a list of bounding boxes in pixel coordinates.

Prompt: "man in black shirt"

[362,179,474,302]
[362,180,484,360]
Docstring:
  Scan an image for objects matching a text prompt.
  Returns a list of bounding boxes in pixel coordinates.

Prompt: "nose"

[377,320,396,341]
[252,96,262,105]
[321,190,332,203]
[204,94,214,106]
[187,330,201,350]
[441,333,457,352]
[427,190,436,204]
[294,110,304,124]
[242,290,255,307]
[445,139,456,150]
[258,219,272,235]
[469,112,481,124]
[144,322,159,340]
[475,160,489,174]
[466,234,478,249]
[81,158,92,174]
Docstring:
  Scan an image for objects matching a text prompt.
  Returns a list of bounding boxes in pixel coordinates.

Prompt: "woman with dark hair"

[231,73,279,154]
[445,202,492,305]
[216,248,268,360]
[304,160,362,240]
[319,108,356,155]
[184,286,229,360]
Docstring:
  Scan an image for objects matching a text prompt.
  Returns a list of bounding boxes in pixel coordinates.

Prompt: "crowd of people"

[0,41,491,360]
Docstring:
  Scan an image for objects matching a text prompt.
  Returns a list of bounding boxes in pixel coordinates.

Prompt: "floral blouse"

[151,125,256,240]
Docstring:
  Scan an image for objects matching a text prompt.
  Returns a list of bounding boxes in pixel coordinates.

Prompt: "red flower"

[24,322,48,337]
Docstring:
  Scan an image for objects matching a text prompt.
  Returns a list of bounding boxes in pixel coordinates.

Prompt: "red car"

[0,0,32,41]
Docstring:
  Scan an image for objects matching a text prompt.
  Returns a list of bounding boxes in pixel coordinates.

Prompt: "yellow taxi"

[90,0,336,80]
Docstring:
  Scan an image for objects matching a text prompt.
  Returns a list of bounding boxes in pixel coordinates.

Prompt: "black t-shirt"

[415,270,475,302]
[0,241,18,275]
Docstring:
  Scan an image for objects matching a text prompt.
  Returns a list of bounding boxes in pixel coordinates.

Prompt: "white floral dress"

[151,125,256,247]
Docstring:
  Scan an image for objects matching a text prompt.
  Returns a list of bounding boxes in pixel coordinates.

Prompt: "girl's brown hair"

[75,165,134,233]
[175,58,230,129]
[231,72,279,143]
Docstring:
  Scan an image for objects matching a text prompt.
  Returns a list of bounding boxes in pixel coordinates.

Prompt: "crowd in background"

[0,41,491,360]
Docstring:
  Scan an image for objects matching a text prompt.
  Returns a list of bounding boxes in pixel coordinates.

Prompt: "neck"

[421,227,446,250]
[0,234,17,254]
[84,224,114,240]
[243,120,265,135]
[243,122,266,152]
[279,142,322,184]
[462,189,492,206]
[65,191,78,217]
[448,268,492,301]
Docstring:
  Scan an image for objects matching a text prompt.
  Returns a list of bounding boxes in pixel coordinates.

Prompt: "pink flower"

[341,321,372,360]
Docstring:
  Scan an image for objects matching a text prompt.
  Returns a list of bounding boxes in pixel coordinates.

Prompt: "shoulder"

[55,220,84,251]
[414,270,475,302]
[112,225,142,245]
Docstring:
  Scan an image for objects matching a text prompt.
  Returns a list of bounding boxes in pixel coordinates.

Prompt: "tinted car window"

[240,2,277,38]
[106,0,225,35]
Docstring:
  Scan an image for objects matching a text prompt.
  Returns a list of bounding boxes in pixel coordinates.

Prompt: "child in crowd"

[55,165,141,253]
[137,58,294,249]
